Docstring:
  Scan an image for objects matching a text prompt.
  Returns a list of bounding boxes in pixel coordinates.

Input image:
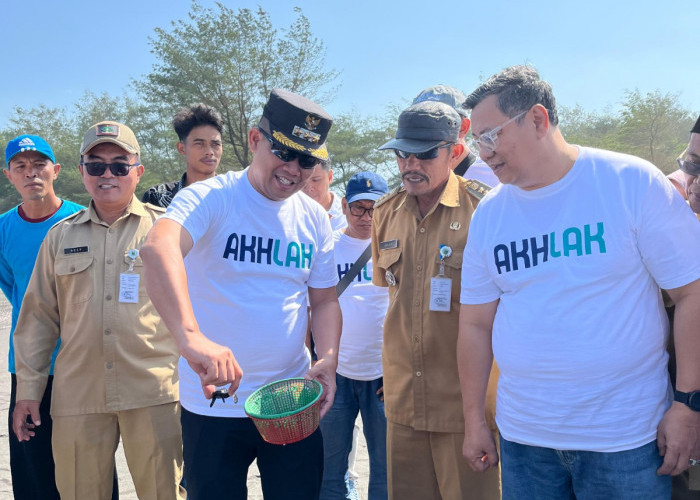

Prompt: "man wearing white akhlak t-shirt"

[458,65,700,499]
[319,172,389,500]
[142,89,342,500]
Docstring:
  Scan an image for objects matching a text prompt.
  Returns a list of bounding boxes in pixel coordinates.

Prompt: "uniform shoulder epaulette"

[48,208,85,232]
[373,184,405,208]
[464,179,492,201]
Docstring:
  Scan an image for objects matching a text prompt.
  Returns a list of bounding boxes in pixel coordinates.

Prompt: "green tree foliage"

[134,2,339,171]
[617,90,694,172]
[327,112,397,193]
[0,92,178,212]
[560,90,695,174]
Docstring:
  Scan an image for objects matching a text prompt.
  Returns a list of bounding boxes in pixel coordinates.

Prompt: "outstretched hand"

[179,332,243,399]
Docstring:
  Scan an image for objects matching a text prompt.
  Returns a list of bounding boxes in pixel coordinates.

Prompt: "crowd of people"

[1,64,699,500]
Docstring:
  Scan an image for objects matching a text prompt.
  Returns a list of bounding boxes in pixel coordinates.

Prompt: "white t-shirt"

[460,147,700,452]
[164,169,337,417]
[333,231,388,380]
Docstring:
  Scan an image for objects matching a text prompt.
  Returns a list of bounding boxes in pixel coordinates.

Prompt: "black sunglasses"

[394,143,453,161]
[677,158,700,177]
[258,128,321,169]
[81,161,140,177]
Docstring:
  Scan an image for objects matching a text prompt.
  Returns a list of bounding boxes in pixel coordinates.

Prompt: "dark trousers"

[9,374,59,500]
[182,407,324,500]
[9,374,119,500]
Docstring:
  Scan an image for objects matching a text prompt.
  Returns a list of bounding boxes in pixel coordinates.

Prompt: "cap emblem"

[305,114,321,130]
[18,138,36,148]
[96,124,119,137]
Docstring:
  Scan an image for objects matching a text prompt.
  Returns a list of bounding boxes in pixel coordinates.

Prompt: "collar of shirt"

[76,195,151,225]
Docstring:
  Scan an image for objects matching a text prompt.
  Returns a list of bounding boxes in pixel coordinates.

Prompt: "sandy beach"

[0,294,370,499]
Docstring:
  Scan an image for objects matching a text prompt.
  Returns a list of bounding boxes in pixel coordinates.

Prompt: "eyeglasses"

[677,157,700,177]
[394,143,453,161]
[259,128,321,169]
[348,204,374,218]
[472,110,528,153]
[81,161,140,177]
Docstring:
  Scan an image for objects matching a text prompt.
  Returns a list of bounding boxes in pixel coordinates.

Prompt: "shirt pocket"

[54,255,94,304]
[376,247,402,286]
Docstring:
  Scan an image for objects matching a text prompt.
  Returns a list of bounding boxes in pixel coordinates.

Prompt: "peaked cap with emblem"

[262,89,333,160]
[80,121,140,156]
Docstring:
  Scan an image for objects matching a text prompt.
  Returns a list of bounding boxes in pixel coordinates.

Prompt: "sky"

[1,0,699,127]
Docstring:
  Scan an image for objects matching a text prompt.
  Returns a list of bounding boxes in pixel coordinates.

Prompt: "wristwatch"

[673,390,700,411]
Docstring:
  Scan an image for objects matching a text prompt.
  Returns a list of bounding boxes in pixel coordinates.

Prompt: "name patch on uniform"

[63,246,89,254]
[379,239,398,250]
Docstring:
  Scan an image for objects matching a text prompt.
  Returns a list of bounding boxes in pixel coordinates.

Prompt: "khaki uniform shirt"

[15,196,179,417]
[372,173,497,433]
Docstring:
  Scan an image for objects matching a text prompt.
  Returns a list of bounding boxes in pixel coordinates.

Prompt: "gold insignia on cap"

[96,124,119,136]
[292,126,321,144]
[366,179,371,188]
[305,114,321,130]
[449,221,461,230]
[272,131,306,151]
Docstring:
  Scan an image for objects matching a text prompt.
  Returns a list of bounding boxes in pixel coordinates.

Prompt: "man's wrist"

[674,390,700,412]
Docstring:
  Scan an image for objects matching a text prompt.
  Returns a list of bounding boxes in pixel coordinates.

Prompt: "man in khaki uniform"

[371,101,500,499]
[12,121,185,500]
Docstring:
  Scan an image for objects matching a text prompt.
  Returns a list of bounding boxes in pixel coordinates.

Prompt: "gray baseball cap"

[378,101,461,153]
[412,85,468,117]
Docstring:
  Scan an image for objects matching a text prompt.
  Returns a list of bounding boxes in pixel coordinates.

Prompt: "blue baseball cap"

[5,134,56,166]
[345,172,389,204]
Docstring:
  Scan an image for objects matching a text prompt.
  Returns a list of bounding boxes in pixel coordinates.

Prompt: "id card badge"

[119,248,140,303]
[429,244,453,312]
[119,273,139,303]
[429,275,452,312]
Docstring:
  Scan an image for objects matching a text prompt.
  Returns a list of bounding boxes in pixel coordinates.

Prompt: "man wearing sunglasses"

[412,84,499,187]
[1,135,83,500]
[141,89,341,499]
[458,65,700,500]
[668,116,700,219]
[142,103,224,208]
[666,116,700,500]
[371,101,500,500]
[12,121,185,499]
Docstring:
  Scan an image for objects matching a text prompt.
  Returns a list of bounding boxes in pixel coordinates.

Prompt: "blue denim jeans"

[500,433,671,500]
[319,374,387,500]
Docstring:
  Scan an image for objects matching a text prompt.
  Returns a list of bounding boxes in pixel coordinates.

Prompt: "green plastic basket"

[244,378,323,445]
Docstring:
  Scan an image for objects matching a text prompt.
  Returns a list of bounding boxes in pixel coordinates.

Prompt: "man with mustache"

[370,101,500,499]
[12,122,184,500]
